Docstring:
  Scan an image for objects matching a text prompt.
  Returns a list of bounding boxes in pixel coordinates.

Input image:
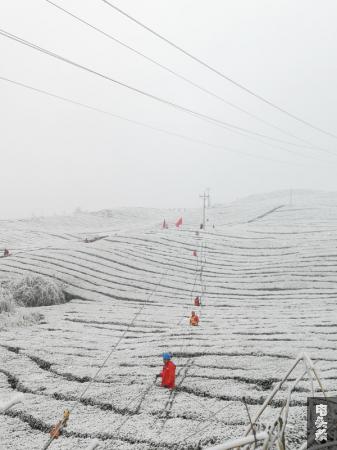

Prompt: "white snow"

[0,190,336,449]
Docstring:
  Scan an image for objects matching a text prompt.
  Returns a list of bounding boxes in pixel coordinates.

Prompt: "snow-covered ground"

[1,191,336,449]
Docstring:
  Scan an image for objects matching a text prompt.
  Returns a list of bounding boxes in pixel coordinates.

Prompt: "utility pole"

[206,187,211,207]
[200,189,210,229]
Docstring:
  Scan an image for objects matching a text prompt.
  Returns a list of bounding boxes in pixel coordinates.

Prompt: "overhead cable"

[101,0,337,139]
[0,27,333,160]
[45,0,329,153]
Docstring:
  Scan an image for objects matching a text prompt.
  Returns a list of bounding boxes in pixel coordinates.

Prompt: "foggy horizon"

[1,3,337,445]
[1,0,337,220]
[2,186,337,222]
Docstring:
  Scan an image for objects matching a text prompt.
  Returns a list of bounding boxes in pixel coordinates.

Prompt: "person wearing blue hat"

[156,352,176,389]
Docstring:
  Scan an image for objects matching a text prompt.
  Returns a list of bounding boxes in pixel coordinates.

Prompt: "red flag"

[193,250,197,257]
[175,217,183,227]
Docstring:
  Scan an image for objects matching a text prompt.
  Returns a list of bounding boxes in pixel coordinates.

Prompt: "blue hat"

[162,352,171,360]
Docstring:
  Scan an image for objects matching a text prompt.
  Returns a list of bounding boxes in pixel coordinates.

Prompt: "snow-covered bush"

[0,288,15,314]
[0,290,15,314]
[12,275,66,307]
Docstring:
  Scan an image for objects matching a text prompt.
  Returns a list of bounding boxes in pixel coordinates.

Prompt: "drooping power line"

[0,75,305,166]
[45,0,329,153]
[101,0,337,140]
[0,27,335,162]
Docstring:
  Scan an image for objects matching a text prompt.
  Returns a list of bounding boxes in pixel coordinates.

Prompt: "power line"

[104,243,196,438]
[45,0,328,153]
[200,190,210,230]
[101,0,337,140]
[41,266,170,450]
[174,401,234,448]
[0,27,334,162]
[0,75,304,165]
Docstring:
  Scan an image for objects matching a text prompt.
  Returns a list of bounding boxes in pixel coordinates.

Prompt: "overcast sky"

[1,0,337,219]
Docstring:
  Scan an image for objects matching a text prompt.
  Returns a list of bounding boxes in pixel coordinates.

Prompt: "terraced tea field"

[1,192,337,449]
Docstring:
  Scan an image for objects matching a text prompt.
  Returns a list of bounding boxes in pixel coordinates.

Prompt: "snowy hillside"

[1,190,337,449]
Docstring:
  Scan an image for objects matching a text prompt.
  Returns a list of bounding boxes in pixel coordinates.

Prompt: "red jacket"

[190,314,199,326]
[160,360,176,389]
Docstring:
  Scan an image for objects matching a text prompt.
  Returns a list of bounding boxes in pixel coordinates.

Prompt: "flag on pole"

[175,217,183,227]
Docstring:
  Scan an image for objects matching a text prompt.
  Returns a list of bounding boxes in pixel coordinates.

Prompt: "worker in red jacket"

[156,353,176,389]
[190,311,200,326]
[194,296,201,307]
